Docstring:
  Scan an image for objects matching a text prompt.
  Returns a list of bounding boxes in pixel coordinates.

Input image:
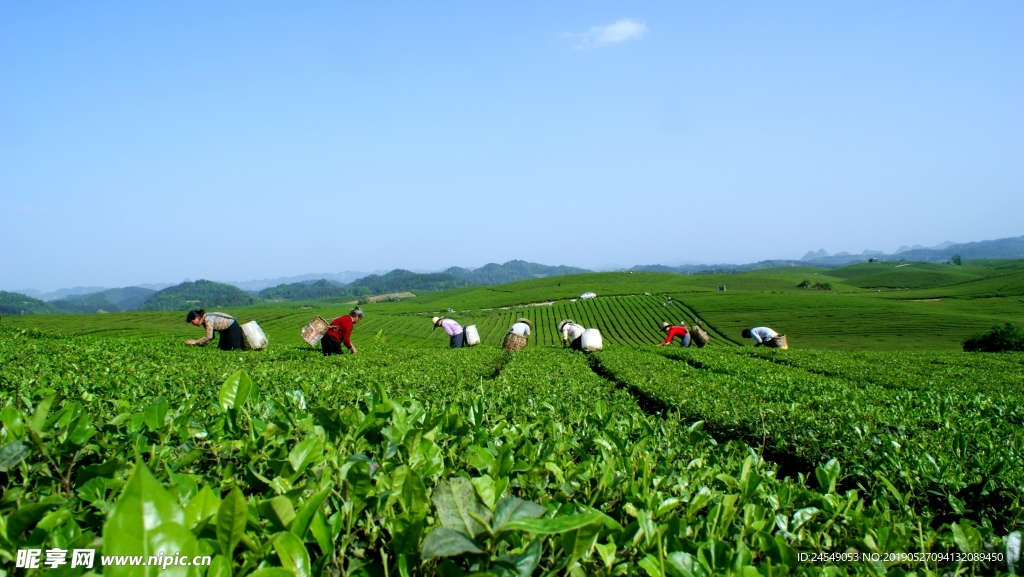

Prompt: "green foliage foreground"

[0,328,1021,575]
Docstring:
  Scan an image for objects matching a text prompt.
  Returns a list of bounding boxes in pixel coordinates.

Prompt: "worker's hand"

[350,347,358,355]
[658,342,668,347]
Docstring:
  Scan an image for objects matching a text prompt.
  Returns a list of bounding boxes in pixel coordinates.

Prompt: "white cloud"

[571,18,647,49]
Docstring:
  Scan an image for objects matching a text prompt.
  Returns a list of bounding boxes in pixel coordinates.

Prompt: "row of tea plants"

[593,346,1024,534]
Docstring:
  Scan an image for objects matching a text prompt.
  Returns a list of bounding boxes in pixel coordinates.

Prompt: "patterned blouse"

[196,312,236,345]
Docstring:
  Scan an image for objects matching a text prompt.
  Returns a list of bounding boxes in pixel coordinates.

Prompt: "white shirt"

[749,327,778,344]
[509,322,531,336]
[561,323,585,341]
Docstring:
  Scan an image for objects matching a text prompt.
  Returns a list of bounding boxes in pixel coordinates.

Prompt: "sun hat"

[661,321,672,330]
[558,319,574,331]
[431,316,442,328]
[516,317,533,330]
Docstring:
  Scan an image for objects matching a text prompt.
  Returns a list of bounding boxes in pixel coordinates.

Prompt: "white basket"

[465,325,481,346]
[241,321,268,350]
[581,328,603,352]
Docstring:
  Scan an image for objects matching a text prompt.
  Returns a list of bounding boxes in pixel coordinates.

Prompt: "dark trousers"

[218,322,244,351]
[449,331,465,348]
[569,336,583,351]
[321,335,344,356]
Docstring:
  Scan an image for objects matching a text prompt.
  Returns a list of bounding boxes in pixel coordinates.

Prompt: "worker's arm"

[189,320,215,346]
[341,323,355,352]
[660,326,686,346]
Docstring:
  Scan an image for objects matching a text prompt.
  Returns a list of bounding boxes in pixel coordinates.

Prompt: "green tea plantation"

[1,323,1022,576]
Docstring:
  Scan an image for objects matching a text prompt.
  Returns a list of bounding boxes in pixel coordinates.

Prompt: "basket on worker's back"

[241,321,268,350]
[502,332,528,352]
[690,322,710,348]
[767,334,789,350]
[465,325,481,346]
[581,328,603,352]
[302,316,330,347]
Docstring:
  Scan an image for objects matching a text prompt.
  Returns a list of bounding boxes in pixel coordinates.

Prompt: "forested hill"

[347,270,467,295]
[52,293,123,314]
[50,287,157,314]
[444,260,590,285]
[257,260,588,301]
[0,291,59,315]
[139,280,261,311]
[259,279,348,301]
[258,271,468,301]
[97,287,156,310]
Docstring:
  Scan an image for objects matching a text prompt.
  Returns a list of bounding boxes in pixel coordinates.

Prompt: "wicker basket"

[502,332,528,352]
[301,316,330,347]
[690,323,710,348]
[768,334,789,350]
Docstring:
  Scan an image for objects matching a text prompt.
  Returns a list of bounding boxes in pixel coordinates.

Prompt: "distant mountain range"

[800,241,959,262]
[256,270,468,302]
[15,283,170,301]
[796,236,1024,267]
[122,261,591,311]
[627,235,1024,274]
[0,286,157,315]
[2,260,592,314]
[796,241,959,266]
[56,287,156,313]
[5,237,1023,314]
[228,271,374,292]
[444,261,589,285]
[885,236,1024,262]
[894,241,958,253]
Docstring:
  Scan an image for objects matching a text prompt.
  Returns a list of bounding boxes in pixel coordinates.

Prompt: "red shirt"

[324,315,354,350]
[662,326,688,345]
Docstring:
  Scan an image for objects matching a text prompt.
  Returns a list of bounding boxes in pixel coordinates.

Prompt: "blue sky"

[2,1,1022,291]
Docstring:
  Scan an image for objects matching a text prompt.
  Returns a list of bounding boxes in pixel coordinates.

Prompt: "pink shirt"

[440,319,463,336]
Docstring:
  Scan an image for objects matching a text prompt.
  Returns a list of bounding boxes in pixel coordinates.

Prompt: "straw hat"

[431,316,442,328]
[558,319,574,331]
[516,317,533,330]
[661,321,672,331]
